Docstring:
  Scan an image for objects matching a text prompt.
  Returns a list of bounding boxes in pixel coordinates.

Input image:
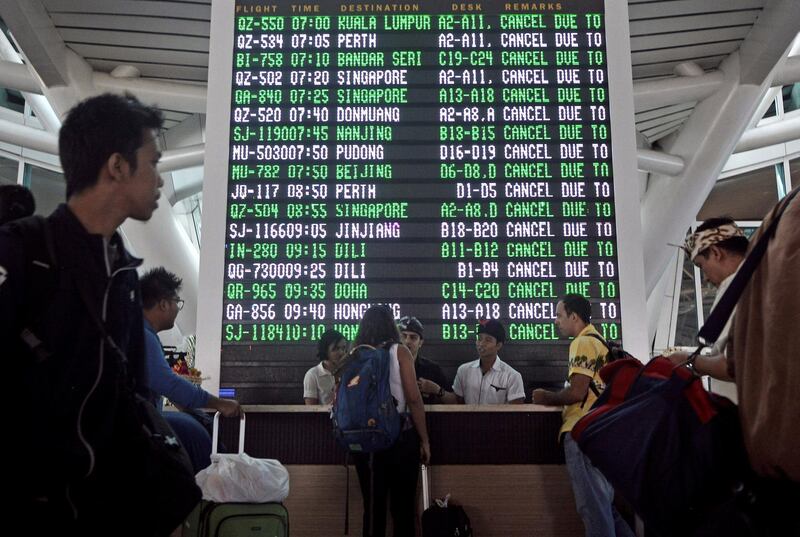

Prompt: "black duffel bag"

[422,499,472,537]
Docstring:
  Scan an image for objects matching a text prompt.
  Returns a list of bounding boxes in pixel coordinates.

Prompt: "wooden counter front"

[218,405,565,465]
[215,406,581,536]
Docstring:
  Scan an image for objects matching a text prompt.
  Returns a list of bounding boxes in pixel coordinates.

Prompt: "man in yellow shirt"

[532,294,633,537]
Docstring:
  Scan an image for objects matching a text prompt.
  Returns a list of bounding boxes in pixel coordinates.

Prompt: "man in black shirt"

[398,316,457,404]
[0,94,187,535]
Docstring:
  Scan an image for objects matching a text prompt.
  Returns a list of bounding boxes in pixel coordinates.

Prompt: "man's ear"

[708,244,724,261]
[106,152,129,181]
[496,341,503,352]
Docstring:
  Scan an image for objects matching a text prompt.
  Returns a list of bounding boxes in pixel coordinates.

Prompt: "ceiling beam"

[637,149,684,176]
[0,0,67,87]
[0,59,41,93]
[0,30,61,132]
[639,0,800,297]
[772,55,800,87]
[0,117,57,153]
[633,71,724,113]
[158,143,205,174]
[735,113,800,153]
[93,73,207,114]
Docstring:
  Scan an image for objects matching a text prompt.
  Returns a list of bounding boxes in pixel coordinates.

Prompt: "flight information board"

[214,0,629,403]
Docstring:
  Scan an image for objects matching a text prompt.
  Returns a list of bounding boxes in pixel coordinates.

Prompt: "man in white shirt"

[668,217,747,402]
[303,329,347,405]
[452,320,525,404]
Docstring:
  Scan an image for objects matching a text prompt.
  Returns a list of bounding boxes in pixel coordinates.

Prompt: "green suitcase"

[183,501,289,537]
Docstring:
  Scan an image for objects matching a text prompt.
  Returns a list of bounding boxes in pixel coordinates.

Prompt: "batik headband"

[683,224,745,261]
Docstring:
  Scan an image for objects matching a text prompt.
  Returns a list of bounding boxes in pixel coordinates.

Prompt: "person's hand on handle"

[211,395,243,418]
[420,440,431,465]
[665,350,691,366]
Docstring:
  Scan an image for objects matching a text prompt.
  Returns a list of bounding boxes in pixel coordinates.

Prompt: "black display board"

[218,1,624,403]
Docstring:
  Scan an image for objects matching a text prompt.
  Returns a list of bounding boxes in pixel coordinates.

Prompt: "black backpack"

[580,333,633,407]
[5,215,60,361]
[587,333,630,362]
[6,215,202,532]
[422,501,472,537]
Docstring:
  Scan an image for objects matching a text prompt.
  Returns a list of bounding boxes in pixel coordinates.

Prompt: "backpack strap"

[14,215,131,371]
[10,215,59,362]
[331,344,376,377]
[585,332,612,356]
[698,186,800,345]
[579,333,609,409]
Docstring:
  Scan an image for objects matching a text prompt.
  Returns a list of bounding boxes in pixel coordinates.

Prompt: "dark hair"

[695,217,749,257]
[354,305,400,347]
[59,93,163,198]
[139,267,182,309]
[561,294,591,324]
[317,329,346,362]
[477,319,506,344]
[0,184,35,225]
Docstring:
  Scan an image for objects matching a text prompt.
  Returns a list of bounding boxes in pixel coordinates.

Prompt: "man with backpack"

[0,94,185,535]
[532,294,634,537]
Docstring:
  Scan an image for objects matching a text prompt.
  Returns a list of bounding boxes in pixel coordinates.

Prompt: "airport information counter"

[220,405,582,536]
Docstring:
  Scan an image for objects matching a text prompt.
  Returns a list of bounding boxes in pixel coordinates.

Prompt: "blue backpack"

[332,344,402,453]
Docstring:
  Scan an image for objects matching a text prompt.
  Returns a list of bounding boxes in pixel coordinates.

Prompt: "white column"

[121,200,200,336]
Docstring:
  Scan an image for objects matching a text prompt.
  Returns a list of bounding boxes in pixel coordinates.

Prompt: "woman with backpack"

[350,305,431,537]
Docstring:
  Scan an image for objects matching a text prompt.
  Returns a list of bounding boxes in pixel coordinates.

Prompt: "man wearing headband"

[397,316,456,403]
[668,217,748,402]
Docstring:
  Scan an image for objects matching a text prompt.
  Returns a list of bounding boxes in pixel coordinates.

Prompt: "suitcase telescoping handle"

[212,411,247,456]
[421,464,430,510]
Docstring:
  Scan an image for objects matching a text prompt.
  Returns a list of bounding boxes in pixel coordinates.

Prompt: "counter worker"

[452,319,525,404]
[398,315,457,403]
[304,328,347,405]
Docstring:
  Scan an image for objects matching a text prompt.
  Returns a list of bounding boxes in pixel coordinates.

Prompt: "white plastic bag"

[195,413,290,503]
[196,453,289,503]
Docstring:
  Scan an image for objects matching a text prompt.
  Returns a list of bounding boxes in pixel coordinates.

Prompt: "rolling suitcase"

[183,414,290,536]
[185,501,289,537]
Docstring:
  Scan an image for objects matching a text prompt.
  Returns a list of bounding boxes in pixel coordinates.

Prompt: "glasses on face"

[170,297,185,311]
